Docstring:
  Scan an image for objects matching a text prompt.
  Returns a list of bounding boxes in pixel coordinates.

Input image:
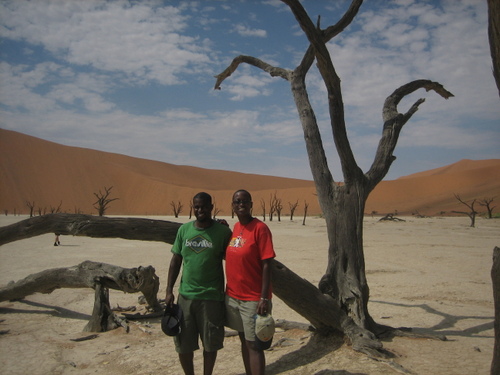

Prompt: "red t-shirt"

[225,218,276,301]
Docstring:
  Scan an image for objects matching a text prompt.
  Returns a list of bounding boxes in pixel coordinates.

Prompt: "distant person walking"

[225,189,276,375]
[165,192,232,375]
[54,234,61,246]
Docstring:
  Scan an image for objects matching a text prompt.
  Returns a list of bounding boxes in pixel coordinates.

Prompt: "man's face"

[193,197,213,223]
[232,191,252,216]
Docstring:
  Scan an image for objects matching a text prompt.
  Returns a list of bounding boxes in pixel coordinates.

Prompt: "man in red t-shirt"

[225,189,276,375]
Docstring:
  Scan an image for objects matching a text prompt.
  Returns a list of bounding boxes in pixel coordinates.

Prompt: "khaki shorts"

[174,294,225,354]
[225,295,272,342]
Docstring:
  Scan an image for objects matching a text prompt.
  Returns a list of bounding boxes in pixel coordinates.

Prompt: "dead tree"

[214,0,452,355]
[49,201,63,214]
[302,200,309,226]
[93,186,118,216]
[170,200,183,218]
[0,260,161,332]
[212,201,222,219]
[268,193,277,221]
[260,198,266,221]
[452,194,478,227]
[492,246,500,375]
[26,201,35,217]
[479,197,496,219]
[412,210,430,218]
[273,192,283,222]
[378,214,406,222]
[289,200,299,221]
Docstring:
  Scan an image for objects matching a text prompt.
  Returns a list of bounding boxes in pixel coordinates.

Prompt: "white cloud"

[321,0,497,131]
[0,62,59,111]
[234,24,267,38]
[0,0,212,85]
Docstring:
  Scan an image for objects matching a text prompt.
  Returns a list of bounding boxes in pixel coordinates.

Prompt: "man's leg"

[245,340,265,375]
[203,350,218,375]
[238,332,251,375]
[178,352,195,375]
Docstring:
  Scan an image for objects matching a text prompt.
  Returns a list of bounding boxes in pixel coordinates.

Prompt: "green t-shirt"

[171,221,232,301]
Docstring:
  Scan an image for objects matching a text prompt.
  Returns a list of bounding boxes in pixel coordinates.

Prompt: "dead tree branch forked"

[452,194,478,227]
[214,0,453,358]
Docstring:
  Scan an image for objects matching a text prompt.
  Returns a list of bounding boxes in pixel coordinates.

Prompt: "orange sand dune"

[1,128,499,217]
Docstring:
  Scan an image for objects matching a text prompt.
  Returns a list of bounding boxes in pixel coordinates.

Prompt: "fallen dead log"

[378,214,406,222]
[0,213,181,246]
[0,261,162,332]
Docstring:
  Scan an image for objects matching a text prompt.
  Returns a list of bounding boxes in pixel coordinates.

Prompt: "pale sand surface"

[0,215,498,374]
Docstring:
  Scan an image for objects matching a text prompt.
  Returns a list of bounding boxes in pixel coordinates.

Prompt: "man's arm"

[257,258,272,315]
[165,253,182,306]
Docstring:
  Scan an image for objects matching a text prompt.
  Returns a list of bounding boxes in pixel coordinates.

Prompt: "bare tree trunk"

[0,213,181,246]
[492,247,500,375]
[85,282,121,332]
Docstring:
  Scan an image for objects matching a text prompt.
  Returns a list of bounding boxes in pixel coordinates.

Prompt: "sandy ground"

[0,215,498,375]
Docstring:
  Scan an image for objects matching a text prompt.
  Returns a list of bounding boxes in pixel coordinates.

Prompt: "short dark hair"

[232,189,252,201]
[193,192,212,204]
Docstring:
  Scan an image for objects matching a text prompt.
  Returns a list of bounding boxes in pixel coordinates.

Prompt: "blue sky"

[0,0,498,181]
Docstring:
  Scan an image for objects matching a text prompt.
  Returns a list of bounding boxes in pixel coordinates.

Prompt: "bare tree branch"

[284,0,362,184]
[366,80,454,186]
[214,55,291,90]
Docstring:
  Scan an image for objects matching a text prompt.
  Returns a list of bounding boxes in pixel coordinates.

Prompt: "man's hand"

[165,291,175,307]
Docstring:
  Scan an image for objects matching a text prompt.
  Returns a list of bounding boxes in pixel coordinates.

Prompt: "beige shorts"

[225,295,272,342]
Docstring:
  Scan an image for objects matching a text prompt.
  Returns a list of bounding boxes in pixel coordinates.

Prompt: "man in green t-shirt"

[165,192,232,375]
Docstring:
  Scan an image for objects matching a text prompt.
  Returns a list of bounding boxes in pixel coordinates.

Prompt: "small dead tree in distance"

[212,201,222,219]
[93,186,118,216]
[215,0,453,355]
[49,201,63,214]
[260,198,266,221]
[302,200,309,226]
[479,197,496,219]
[452,194,478,227]
[170,201,183,218]
[268,193,277,221]
[26,201,35,217]
[273,192,283,222]
[289,200,299,221]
